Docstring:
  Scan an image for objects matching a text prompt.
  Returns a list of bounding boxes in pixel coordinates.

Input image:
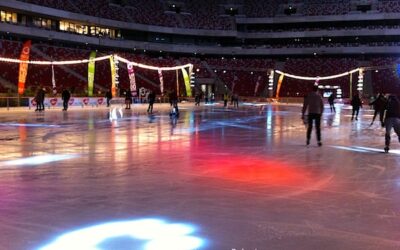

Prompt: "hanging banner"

[158,69,164,95]
[110,55,117,97]
[127,63,137,96]
[181,67,192,97]
[176,69,179,96]
[88,51,96,97]
[17,40,31,95]
[51,65,57,94]
[276,74,285,98]
[254,75,262,96]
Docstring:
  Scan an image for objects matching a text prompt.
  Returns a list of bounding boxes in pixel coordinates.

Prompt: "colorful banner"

[181,67,192,97]
[158,69,164,95]
[110,56,117,97]
[18,40,31,95]
[254,75,261,96]
[276,74,285,98]
[51,65,56,94]
[88,51,96,97]
[127,63,137,96]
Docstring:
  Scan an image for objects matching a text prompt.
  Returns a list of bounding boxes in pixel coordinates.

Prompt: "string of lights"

[275,68,361,81]
[0,55,193,70]
[114,55,192,71]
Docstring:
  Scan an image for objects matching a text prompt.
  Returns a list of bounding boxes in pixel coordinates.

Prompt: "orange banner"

[276,74,284,98]
[18,40,31,95]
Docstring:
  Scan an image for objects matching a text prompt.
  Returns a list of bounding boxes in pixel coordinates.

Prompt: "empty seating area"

[281,58,358,97]
[370,57,400,94]
[205,58,275,96]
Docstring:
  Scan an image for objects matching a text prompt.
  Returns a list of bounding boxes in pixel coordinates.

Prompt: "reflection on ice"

[332,145,400,154]
[38,218,205,250]
[0,154,80,167]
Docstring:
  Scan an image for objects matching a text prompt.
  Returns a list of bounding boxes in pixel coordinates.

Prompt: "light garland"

[0,54,193,71]
[0,55,112,65]
[115,55,192,71]
[275,68,361,81]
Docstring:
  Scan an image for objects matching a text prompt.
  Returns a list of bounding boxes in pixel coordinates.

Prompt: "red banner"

[18,40,31,95]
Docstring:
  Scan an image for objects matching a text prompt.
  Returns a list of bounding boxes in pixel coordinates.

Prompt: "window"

[0,10,17,24]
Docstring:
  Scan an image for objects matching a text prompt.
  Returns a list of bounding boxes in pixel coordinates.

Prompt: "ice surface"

[0,103,399,250]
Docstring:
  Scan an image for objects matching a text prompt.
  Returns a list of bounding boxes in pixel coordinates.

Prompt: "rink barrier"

[0,97,30,110]
[0,96,362,110]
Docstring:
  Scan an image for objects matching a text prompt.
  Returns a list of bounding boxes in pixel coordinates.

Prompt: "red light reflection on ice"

[192,155,313,186]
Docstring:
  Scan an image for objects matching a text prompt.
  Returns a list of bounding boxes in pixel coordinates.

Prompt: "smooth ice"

[0,103,400,250]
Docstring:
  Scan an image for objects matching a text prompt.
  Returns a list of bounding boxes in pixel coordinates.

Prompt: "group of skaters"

[34,87,71,111]
[303,85,400,153]
[194,92,239,108]
[34,87,46,112]
[123,89,175,115]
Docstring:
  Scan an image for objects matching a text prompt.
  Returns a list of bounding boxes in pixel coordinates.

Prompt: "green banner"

[88,51,96,97]
[181,67,192,97]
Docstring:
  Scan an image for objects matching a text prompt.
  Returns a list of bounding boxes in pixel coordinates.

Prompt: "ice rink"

[0,103,399,250]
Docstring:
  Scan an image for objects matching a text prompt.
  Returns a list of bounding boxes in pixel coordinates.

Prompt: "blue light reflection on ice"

[37,218,206,250]
[0,154,80,167]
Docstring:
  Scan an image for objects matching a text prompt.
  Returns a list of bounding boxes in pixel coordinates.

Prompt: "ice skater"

[223,92,229,107]
[351,94,362,121]
[383,94,400,153]
[61,88,71,111]
[35,87,45,112]
[328,93,335,113]
[105,90,112,107]
[169,90,179,117]
[232,94,239,108]
[147,91,156,114]
[125,90,132,109]
[195,92,201,106]
[302,85,324,146]
[369,93,387,126]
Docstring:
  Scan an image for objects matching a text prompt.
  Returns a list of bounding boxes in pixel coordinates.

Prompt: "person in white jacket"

[302,85,324,146]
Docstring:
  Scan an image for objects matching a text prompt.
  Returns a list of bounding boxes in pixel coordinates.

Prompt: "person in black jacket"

[328,93,335,113]
[302,85,324,146]
[369,93,387,126]
[105,90,112,107]
[125,89,132,109]
[61,89,71,111]
[351,94,362,121]
[383,94,400,153]
[147,91,156,114]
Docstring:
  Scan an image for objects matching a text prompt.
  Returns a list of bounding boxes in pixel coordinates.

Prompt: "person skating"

[147,91,156,114]
[302,85,324,146]
[105,90,112,107]
[328,93,336,113]
[195,92,201,106]
[232,94,239,108]
[125,90,132,109]
[369,93,387,126]
[383,94,400,153]
[351,94,362,121]
[223,92,229,107]
[34,87,42,112]
[61,89,71,111]
[38,87,45,111]
[169,90,179,116]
